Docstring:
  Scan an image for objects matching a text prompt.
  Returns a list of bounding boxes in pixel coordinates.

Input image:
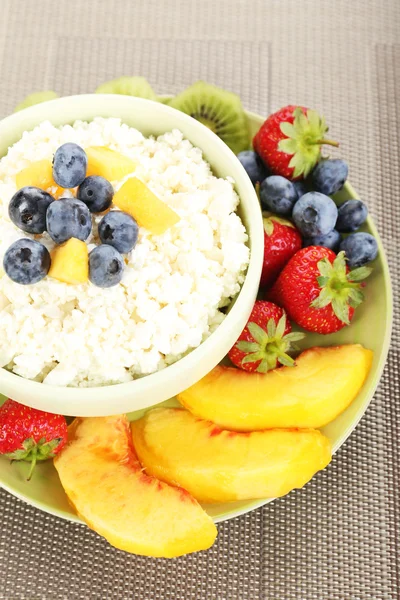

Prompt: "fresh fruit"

[53,143,88,188]
[98,211,139,254]
[259,176,298,216]
[292,192,338,238]
[169,81,250,154]
[312,159,348,196]
[15,160,64,197]
[89,245,124,288]
[178,344,373,430]
[253,106,338,180]
[113,177,180,235]
[46,198,92,244]
[131,407,332,503]
[261,213,303,286]
[0,399,67,480]
[228,300,304,373]
[14,91,58,113]
[268,248,371,333]
[293,179,308,199]
[95,76,158,101]
[85,146,136,182]
[336,199,368,233]
[48,238,89,284]
[237,150,269,185]
[8,186,53,234]
[340,232,378,267]
[77,176,114,213]
[303,229,342,252]
[54,415,217,557]
[3,239,50,285]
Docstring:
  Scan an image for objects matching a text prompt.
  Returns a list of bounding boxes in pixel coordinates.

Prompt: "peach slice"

[132,407,331,503]
[113,177,180,235]
[178,345,373,430]
[15,160,64,197]
[48,238,89,284]
[54,415,217,558]
[86,146,136,181]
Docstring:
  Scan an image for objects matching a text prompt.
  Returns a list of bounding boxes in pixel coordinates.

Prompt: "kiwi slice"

[14,91,59,112]
[95,76,158,101]
[169,81,250,154]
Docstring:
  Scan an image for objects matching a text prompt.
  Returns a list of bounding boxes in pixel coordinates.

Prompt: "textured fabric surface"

[0,1,399,598]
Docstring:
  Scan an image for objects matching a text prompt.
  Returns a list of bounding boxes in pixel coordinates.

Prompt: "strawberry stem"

[318,138,339,148]
[27,446,37,481]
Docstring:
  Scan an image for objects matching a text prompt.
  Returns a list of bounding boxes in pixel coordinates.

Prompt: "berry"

[8,186,53,234]
[312,159,348,196]
[3,239,50,285]
[228,300,304,373]
[0,399,67,480]
[46,198,92,244]
[340,232,378,267]
[237,151,269,185]
[52,143,87,188]
[260,176,298,216]
[261,213,302,287]
[293,180,307,199]
[89,245,124,288]
[303,229,342,252]
[99,211,139,254]
[268,248,371,334]
[336,199,368,233]
[77,176,114,213]
[292,192,338,238]
[253,105,338,180]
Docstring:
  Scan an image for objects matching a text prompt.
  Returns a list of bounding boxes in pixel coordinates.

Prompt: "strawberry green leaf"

[280,122,297,139]
[331,297,350,325]
[275,315,287,339]
[348,266,373,282]
[284,331,306,342]
[256,359,271,373]
[277,353,295,367]
[236,341,260,353]
[247,322,268,345]
[266,318,276,339]
[242,351,265,364]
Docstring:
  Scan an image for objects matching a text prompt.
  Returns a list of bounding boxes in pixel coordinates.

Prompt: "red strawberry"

[268,247,371,334]
[228,300,305,373]
[253,105,339,180]
[0,399,68,480]
[261,212,302,287]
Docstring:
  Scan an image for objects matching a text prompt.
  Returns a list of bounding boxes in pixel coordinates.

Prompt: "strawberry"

[261,212,302,287]
[0,399,67,480]
[253,105,339,180]
[228,300,305,373]
[268,247,371,334]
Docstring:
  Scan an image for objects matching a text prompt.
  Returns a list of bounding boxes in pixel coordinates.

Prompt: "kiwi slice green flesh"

[169,81,250,154]
[14,90,59,112]
[95,76,158,101]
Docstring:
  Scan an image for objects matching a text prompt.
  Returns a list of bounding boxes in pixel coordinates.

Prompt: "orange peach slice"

[48,238,88,284]
[86,146,136,181]
[15,160,64,197]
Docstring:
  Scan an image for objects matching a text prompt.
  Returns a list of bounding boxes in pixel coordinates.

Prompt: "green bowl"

[0,108,392,525]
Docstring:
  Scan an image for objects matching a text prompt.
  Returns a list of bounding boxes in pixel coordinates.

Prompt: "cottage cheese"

[0,118,249,387]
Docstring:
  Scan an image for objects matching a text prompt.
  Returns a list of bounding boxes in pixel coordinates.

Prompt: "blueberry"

[77,176,114,213]
[293,180,308,199]
[237,151,269,186]
[3,239,50,284]
[292,192,338,237]
[89,245,124,288]
[340,232,378,267]
[303,229,342,252]
[46,198,92,244]
[9,187,53,234]
[312,159,348,196]
[260,176,298,216]
[336,199,368,233]
[99,211,138,254]
[53,143,87,188]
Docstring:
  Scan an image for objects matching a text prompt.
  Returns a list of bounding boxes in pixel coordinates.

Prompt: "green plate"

[0,110,392,525]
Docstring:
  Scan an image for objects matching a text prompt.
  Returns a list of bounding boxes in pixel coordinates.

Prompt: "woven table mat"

[0,1,399,598]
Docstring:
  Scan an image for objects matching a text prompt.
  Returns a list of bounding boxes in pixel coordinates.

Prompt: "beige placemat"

[0,1,399,598]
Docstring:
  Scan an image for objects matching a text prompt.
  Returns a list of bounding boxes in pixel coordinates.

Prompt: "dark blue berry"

[303,229,342,252]
[340,232,378,267]
[3,239,50,284]
[77,176,114,213]
[53,143,87,188]
[8,186,53,234]
[260,176,298,216]
[312,159,348,196]
[46,198,92,244]
[89,245,124,288]
[99,211,138,254]
[293,180,308,199]
[292,192,338,237]
[237,151,269,185]
[336,199,368,233]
